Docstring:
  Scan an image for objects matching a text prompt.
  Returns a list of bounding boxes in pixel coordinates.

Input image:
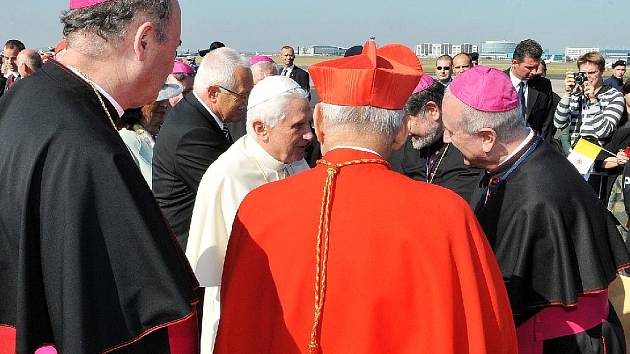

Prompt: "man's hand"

[583,81,596,101]
[564,72,577,96]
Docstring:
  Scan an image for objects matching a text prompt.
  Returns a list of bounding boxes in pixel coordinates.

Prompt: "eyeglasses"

[436,66,451,71]
[218,86,249,101]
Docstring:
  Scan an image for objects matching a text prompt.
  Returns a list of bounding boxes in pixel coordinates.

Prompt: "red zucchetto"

[309,40,423,110]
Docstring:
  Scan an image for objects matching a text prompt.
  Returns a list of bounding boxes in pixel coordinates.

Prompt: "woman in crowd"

[119,83,182,188]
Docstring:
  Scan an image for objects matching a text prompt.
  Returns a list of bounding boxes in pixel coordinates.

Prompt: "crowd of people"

[2,1,630,354]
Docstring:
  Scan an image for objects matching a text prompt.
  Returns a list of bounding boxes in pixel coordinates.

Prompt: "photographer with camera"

[554,52,625,148]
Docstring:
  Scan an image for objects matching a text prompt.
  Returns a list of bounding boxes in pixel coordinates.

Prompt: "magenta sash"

[517,291,609,354]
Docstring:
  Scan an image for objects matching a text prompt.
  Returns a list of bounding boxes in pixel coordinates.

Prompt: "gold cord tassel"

[307,158,390,354]
[308,167,336,354]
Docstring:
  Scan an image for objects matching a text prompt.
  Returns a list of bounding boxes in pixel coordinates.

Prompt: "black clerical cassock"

[0,60,199,353]
[476,137,630,353]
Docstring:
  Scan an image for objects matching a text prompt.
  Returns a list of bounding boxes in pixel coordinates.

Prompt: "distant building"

[298,45,347,56]
[544,54,565,63]
[602,49,630,67]
[564,47,599,61]
[480,40,517,60]
[415,42,479,58]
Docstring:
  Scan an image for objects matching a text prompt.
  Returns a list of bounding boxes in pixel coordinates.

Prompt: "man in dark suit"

[505,39,557,142]
[1,39,26,97]
[280,45,310,100]
[153,47,253,249]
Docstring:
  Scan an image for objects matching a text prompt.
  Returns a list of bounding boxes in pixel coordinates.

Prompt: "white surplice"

[186,135,309,352]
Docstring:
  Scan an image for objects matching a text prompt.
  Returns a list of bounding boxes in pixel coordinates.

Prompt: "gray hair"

[246,88,308,135]
[17,49,42,71]
[193,47,250,93]
[318,103,403,140]
[458,102,526,142]
[61,0,172,45]
[251,61,278,79]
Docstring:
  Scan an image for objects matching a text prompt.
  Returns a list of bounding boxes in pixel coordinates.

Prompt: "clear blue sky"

[1,0,627,54]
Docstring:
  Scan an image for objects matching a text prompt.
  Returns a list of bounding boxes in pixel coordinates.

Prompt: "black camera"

[574,72,587,85]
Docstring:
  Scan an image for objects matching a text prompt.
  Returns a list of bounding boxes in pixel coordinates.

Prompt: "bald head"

[17,49,42,78]
[452,53,471,75]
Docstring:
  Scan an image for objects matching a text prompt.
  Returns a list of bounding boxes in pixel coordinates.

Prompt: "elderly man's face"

[441,92,485,167]
[281,48,295,67]
[452,55,471,75]
[435,58,452,81]
[215,66,254,122]
[2,46,20,73]
[138,0,182,106]
[613,65,626,79]
[265,97,313,163]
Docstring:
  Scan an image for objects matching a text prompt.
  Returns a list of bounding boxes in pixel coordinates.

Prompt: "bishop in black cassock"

[443,66,630,354]
[0,59,199,353]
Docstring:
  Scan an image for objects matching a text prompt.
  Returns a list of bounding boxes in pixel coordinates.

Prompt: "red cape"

[215,148,516,354]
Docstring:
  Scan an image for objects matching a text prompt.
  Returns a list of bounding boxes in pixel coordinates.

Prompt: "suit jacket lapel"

[187,93,222,133]
[526,84,540,120]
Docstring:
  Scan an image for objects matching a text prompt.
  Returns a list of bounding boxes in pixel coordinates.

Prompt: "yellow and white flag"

[567,138,603,174]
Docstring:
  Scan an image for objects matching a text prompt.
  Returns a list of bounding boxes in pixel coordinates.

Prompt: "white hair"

[193,47,250,93]
[251,61,278,77]
[459,103,526,142]
[444,90,527,142]
[245,88,308,135]
[318,103,403,140]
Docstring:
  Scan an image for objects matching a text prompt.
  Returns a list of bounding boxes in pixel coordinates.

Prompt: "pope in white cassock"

[185,75,314,352]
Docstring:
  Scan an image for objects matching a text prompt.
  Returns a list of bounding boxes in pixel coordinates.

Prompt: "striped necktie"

[222,123,233,143]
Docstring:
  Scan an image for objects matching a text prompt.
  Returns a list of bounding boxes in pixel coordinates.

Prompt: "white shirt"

[186,135,309,353]
[193,91,225,129]
[509,69,529,109]
[282,64,294,77]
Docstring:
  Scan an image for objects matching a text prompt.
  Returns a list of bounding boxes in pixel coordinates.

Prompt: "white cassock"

[186,135,309,352]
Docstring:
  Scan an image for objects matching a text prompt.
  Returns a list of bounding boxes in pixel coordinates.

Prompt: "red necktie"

[6,75,15,90]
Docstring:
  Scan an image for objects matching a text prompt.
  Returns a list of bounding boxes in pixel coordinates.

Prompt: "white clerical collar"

[242,135,305,178]
[329,145,383,157]
[495,128,534,170]
[67,66,124,117]
[242,135,290,171]
[193,91,225,129]
[509,69,527,87]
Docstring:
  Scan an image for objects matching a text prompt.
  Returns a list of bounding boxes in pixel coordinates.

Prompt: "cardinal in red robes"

[214,41,517,354]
